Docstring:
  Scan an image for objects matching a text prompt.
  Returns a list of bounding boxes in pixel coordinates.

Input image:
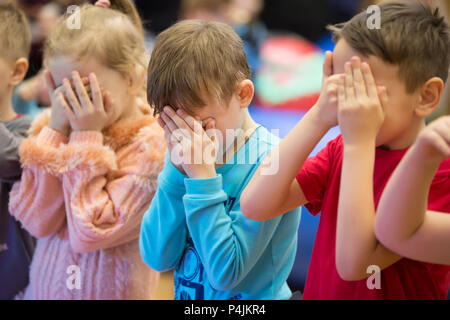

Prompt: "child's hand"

[61,72,112,132]
[157,113,186,175]
[314,51,344,129]
[415,116,450,160]
[45,70,75,137]
[159,106,217,179]
[337,57,388,146]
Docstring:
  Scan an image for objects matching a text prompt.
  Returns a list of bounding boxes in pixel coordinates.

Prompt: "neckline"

[216,125,264,174]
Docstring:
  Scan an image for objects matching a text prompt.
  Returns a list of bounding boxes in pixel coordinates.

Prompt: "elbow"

[240,196,269,222]
[374,219,395,251]
[139,236,175,272]
[207,264,243,291]
[240,202,259,222]
[336,257,370,282]
[140,251,174,273]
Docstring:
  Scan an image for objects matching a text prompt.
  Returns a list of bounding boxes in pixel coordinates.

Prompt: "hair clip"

[95,0,111,8]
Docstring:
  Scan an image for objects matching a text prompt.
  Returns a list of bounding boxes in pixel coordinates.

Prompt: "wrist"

[343,138,376,154]
[341,130,378,149]
[309,104,334,132]
[188,165,217,179]
[49,121,69,137]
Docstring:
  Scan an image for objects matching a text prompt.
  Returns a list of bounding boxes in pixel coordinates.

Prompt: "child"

[139,20,301,300]
[241,1,450,299]
[9,1,165,299]
[180,0,266,78]
[375,116,450,265]
[0,2,34,300]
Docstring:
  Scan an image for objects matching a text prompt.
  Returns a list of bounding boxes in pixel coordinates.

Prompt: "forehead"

[183,92,227,121]
[332,39,399,83]
[47,55,108,87]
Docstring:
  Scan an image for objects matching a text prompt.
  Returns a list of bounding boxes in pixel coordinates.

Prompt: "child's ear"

[236,79,254,109]
[414,77,444,118]
[9,58,29,87]
[127,65,146,96]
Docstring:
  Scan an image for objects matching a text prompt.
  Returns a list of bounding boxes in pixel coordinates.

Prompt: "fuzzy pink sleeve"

[60,123,165,254]
[9,126,68,238]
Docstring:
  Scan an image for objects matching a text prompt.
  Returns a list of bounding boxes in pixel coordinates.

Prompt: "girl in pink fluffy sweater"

[9,1,165,299]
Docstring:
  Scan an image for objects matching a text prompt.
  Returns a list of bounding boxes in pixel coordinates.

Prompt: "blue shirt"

[139,126,301,300]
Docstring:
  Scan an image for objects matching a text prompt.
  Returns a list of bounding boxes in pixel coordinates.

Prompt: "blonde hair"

[44,1,147,80]
[0,1,31,62]
[147,19,251,115]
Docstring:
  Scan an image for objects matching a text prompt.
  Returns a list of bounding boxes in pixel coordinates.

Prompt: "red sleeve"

[296,135,341,216]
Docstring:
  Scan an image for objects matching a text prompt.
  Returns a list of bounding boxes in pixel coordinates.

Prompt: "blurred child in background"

[180,0,266,77]
[0,1,35,300]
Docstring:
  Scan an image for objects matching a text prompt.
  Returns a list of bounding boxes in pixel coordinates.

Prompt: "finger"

[205,119,217,141]
[176,108,198,132]
[378,86,388,111]
[163,125,175,150]
[160,111,178,134]
[434,119,450,146]
[202,117,215,130]
[323,51,333,80]
[72,71,92,113]
[351,57,367,99]
[193,115,204,135]
[361,62,379,100]
[103,91,113,115]
[431,133,450,157]
[157,116,166,128]
[337,76,346,108]
[59,92,76,121]
[63,78,83,116]
[164,107,191,134]
[344,61,356,105]
[43,70,56,97]
[89,73,104,112]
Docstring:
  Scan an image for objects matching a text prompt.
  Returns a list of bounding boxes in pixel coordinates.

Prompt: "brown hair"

[147,19,251,115]
[44,1,147,79]
[328,1,450,93]
[0,1,31,62]
[180,0,231,16]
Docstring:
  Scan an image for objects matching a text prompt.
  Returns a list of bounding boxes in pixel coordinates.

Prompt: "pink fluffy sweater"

[9,108,166,299]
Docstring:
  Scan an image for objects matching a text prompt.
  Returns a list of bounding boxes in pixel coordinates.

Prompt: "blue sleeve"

[139,153,188,272]
[12,87,42,118]
[183,174,282,291]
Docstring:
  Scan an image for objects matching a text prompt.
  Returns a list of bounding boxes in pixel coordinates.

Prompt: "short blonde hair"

[0,1,31,62]
[44,2,147,79]
[147,19,251,115]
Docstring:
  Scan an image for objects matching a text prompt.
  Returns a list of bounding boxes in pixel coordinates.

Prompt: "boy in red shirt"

[241,1,450,299]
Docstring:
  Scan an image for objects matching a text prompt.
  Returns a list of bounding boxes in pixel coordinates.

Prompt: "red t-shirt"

[297,135,450,300]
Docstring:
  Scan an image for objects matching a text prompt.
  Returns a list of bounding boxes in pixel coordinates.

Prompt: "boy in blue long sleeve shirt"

[139,20,301,300]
